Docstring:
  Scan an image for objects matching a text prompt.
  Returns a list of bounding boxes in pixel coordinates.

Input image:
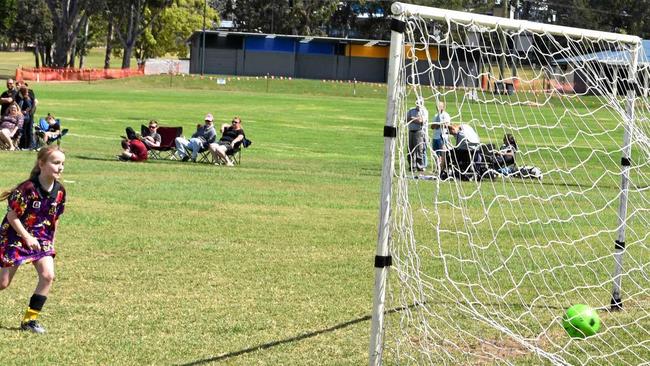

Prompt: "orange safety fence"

[481,75,522,91]
[479,74,579,93]
[15,66,144,82]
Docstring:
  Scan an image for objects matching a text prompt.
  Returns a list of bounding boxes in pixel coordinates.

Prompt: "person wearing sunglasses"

[1,79,17,116]
[208,116,245,167]
[141,120,161,149]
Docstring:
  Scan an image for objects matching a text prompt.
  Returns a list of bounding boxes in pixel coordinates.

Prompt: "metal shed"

[187,31,393,82]
[551,40,650,95]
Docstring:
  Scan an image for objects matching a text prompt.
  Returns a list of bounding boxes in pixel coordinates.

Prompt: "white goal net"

[371,3,650,365]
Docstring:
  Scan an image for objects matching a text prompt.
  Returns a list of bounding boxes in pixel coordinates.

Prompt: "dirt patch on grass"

[401,334,533,364]
[470,338,530,365]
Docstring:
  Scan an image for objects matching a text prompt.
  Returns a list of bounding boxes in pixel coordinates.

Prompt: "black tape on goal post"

[383,126,397,138]
[621,157,632,166]
[374,255,392,268]
[390,18,406,33]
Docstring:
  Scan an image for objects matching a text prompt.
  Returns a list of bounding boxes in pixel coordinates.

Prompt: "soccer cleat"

[181,156,190,162]
[21,320,46,334]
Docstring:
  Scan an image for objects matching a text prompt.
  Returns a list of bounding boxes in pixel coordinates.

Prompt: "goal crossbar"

[391,2,641,45]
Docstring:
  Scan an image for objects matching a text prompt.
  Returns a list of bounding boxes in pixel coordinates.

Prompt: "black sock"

[29,294,47,311]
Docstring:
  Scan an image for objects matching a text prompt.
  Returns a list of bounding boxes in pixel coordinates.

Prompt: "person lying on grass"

[118,127,148,162]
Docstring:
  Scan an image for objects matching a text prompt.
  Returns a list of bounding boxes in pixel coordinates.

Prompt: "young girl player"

[0,146,66,334]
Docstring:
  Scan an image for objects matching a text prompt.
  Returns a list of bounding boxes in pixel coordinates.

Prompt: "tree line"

[0,0,219,69]
[0,0,648,69]
[216,0,650,41]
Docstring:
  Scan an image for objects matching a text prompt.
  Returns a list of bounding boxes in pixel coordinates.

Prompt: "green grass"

[0,68,648,365]
[0,74,384,365]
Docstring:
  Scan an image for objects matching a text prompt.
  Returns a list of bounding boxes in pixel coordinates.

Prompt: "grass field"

[0,68,648,365]
[0,74,387,365]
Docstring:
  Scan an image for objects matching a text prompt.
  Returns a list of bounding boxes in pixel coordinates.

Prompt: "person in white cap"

[175,113,217,162]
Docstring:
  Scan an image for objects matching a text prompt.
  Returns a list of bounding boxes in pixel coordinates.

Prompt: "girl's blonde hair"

[0,146,65,201]
[5,102,21,117]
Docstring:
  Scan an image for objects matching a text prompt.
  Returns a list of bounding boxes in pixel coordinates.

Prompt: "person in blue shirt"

[36,113,68,147]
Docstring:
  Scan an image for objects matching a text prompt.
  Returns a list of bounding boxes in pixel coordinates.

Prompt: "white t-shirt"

[432,111,451,140]
[455,124,480,149]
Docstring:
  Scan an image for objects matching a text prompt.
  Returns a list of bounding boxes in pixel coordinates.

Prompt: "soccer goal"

[370,2,650,365]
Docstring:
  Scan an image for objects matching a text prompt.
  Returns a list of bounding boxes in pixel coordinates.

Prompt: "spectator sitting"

[175,113,216,162]
[442,123,481,176]
[118,127,148,162]
[208,116,245,167]
[0,103,24,151]
[139,120,161,149]
[37,113,68,146]
[0,79,17,116]
[494,133,518,172]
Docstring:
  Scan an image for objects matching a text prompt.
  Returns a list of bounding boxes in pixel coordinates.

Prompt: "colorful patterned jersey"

[0,179,66,267]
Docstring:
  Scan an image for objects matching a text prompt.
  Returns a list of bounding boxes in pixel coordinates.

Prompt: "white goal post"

[371,2,649,365]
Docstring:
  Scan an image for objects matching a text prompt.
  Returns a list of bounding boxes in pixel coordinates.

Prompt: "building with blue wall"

[187,31,392,82]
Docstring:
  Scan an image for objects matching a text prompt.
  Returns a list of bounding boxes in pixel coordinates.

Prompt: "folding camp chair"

[229,137,252,165]
[35,117,67,148]
[196,145,214,163]
[0,130,21,150]
[148,126,183,160]
[478,143,519,178]
[212,137,252,165]
[445,144,482,181]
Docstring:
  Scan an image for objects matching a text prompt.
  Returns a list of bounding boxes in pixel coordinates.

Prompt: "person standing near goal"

[0,146,66,334]
[407,98,428,172]
[431,101,451,175]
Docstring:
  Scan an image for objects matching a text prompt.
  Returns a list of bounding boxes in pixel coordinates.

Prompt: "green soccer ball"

[562,304,601,338]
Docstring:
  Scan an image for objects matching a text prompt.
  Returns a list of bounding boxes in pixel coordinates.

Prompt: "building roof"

[553,40,650,66]
[187,30,390,46]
